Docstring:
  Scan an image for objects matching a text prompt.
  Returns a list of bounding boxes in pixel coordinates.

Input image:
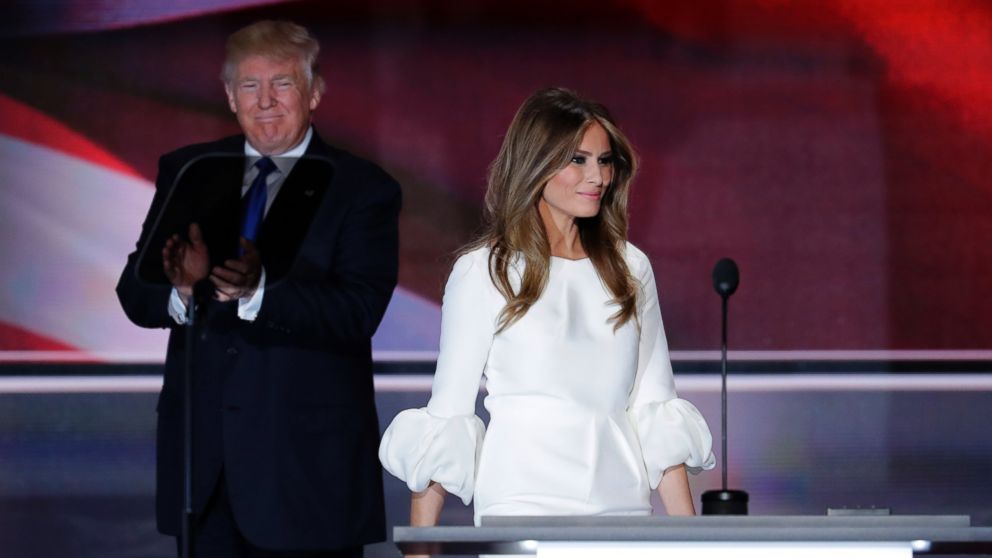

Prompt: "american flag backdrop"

[3,0,992,361]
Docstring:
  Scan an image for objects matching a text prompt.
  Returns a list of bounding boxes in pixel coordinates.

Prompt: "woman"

[379,88,715,528]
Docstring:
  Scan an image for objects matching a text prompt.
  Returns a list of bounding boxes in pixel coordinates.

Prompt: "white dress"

[379,243,715,525]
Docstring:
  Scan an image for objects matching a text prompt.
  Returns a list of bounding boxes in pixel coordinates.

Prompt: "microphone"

[702,257,749,515]
[712,258,739,298]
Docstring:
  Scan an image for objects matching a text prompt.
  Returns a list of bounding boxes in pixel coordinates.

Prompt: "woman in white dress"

[379,88,715,530]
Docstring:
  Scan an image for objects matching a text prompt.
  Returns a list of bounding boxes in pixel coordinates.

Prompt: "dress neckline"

[550,255,591,262]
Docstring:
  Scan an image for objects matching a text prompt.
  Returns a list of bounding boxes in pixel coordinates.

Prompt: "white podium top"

[394,515,992,556]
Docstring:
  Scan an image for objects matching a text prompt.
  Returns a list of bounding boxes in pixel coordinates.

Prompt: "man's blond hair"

[221,20,326,93]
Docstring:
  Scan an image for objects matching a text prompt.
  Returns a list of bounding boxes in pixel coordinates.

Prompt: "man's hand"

[162,222,210,302]
[210,237,262,302]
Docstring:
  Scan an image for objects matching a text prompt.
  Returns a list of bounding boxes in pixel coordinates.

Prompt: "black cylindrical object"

[702,489,749,515]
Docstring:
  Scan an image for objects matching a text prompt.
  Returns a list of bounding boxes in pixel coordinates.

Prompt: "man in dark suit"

[116,20,399,557]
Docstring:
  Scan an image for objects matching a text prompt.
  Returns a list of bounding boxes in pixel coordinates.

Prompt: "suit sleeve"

[252,167,401,344]
[116,154,183,329]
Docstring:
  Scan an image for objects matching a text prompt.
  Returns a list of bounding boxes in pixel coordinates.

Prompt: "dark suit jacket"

[116,132,399,550]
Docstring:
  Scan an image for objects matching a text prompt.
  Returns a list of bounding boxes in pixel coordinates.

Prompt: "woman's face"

[541,122,614,223]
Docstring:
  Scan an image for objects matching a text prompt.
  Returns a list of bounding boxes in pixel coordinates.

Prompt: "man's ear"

[309,87,322,111]
[225,84,238,114]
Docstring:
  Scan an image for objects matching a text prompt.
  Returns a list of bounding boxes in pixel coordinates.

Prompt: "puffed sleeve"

[626,247,716,488]
[379,248,500,504]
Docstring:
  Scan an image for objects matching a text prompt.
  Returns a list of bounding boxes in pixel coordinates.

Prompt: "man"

[117,20,399,557]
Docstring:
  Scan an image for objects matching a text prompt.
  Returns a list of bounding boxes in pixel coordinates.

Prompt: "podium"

[394,516,992,556]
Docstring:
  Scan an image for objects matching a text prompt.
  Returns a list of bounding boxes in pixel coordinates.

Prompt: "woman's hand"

[407,481,448,558]
[658,464,696,515]
[410,481,447,526]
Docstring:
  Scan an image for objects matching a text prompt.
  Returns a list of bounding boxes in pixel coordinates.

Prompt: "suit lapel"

[257,134,335,283]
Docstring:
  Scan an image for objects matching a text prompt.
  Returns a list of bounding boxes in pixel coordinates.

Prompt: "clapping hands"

[163,223,262,303]
[162,223,209,302]
[211,237,262,302]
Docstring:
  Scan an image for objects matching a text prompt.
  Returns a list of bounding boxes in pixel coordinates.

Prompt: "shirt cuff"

[168,288,188,325]
[238,267,266,322]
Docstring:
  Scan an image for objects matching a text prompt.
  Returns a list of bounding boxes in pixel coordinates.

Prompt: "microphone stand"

[702,259,749,515]
[720,295,729,492]
[182,293,196,558]
[129,153,248,558]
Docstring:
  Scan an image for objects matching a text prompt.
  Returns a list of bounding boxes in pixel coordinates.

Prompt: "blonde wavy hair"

[466,87,639,331]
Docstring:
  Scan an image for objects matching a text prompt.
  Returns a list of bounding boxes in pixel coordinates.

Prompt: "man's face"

[225,54,321,155]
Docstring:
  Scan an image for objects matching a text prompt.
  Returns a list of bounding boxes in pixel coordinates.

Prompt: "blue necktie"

[240,157,276,253]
